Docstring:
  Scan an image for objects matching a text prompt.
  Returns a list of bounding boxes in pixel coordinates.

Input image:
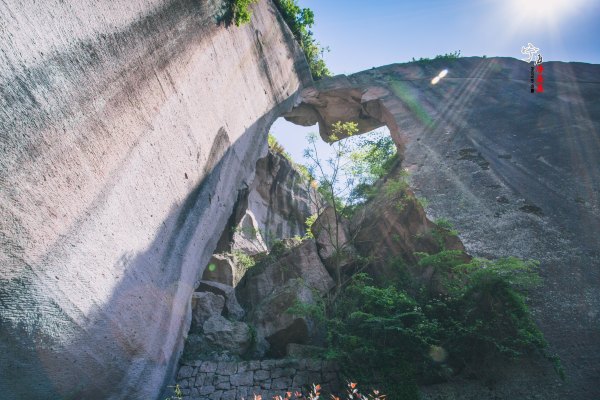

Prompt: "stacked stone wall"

[176,359,341,400]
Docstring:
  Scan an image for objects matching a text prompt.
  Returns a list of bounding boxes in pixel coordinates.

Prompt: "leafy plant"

[231,0,259,26]
[274,0,332,80]
[303,121,360,293]
[411,50,461,63]
[290,250,553,398]
[164,384,183,400]
[347,133,398,204]
[232,249,256,269]
[304,213,318,239]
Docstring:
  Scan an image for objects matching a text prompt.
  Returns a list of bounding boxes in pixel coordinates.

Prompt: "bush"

[274,0,332,80]
[411,50,461,63]
[293,252,552,398]
[231,0,259,26]
[232,249,256,269]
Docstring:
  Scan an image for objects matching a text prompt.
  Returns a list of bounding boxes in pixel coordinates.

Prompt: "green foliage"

[304,213,318,238]
[347,133,398,204]
[434,218,459,238]
[303,122,360,213]
[164,384,183,400]
[274,0,332,80]
[411,50,461,63]
[231,0,259,26]
[291,252,551,398]
[416,196,429,209]
[434,218,453,230]
[232,249,256,269]
[268,133,288,156]
[268,133,315,183]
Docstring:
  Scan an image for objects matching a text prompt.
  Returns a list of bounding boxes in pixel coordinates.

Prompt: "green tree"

[303,121,359,293]
[274,0,332,80]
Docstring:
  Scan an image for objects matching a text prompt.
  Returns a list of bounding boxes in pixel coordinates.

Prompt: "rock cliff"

[285,58,600,399]
[2,0,599,398]
[0,1,310,399]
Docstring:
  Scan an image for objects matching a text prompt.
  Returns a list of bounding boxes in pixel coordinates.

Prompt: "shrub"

[232,249,256,269]
[304,213,318,238]
[411,50,461,63]
[231,0,259,26]
[274,0,332,80]
[268,133,288,156]
[292,252,552,398]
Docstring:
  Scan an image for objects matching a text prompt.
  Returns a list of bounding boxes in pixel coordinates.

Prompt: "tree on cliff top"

[274,0,332,80]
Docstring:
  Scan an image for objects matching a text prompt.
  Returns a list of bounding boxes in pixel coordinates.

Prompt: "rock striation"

[286,57,600,399]
[0,1,310,399]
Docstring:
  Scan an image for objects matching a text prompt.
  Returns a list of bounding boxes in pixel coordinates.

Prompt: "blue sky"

[271,0,600,165]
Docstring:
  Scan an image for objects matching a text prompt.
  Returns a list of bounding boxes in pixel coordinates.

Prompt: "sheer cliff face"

[287,58,600,399]
[0,1,309,399]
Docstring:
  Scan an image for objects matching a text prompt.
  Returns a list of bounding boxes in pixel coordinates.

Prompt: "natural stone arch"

[283,78,405,153]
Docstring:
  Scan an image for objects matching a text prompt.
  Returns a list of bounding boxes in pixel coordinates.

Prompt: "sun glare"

[431,69,448,85]
[507,0,590,28]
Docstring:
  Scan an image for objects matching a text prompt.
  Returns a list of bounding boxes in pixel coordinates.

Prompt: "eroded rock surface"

[287,57,600,399]
[0,0,310,398]
[235,240,334,357]
[191,292,225,333]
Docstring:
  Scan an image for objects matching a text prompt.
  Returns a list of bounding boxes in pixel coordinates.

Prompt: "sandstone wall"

[286,58,600,399]
[0,1,310,399]
[175,359,341,400]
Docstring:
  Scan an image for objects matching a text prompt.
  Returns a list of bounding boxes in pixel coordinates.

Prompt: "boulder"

[197,280,245,320]
[248,279,316,358]
[191,292,225,333]
[235,239,334,311]
[351,165,466,285]
[202,315,252,355]
[234,240,334,357]
[202,253,248,287]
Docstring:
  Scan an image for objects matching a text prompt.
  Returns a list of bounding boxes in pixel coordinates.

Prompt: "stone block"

[195,373,207,387]
[271,377,292,390]
[261,360,276,369]
[237,386,250,398]
[230,370,254,386]
[254,369,270,381]
[291,371,309,388]
[179,378,191,389]
[306,359,322,372]
[248,361,261,370]
[260,381,271,390]
[200,361,218,373]
[199,385,216,396]
[178,365,195,379]
[209,390,223,400]
[237,361,250,372]
[221,389,237,400]
[217,361,238,375]
[272,367,296,379]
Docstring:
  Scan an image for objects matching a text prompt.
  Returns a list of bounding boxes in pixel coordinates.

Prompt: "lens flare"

[431,69,449,85]
[429,345,448,362]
